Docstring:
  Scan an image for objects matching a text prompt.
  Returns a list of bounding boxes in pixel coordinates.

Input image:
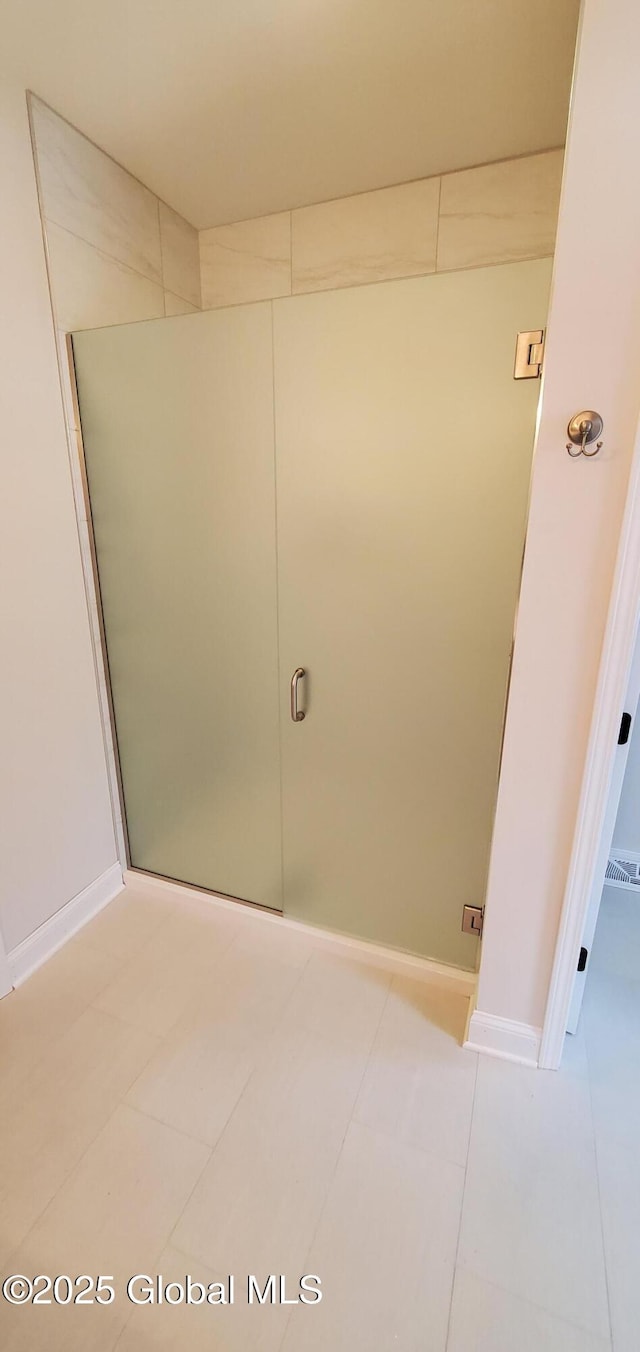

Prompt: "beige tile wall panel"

[46,222,165,332]
[291,177,440,294]
[159,202,201,306]
[437,149,564,272]
[164,291,199,316]
[30,97,163,283]
[200,212,291,308]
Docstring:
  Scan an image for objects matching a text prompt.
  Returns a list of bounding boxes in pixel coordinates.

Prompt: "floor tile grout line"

[0,934,155,1131]
[0,1095,178,1270]
[75,889,188,966]
[450,1263,616,1345]
[274,972,396,1352]
[86,926,244,1042]
[3,1067,215,1279]
[162,946,317,1258]
[119,1100,215,1267]
[349,980,478,1169]
[582,1019,616,1350]
[113,910,316,1133]
[4,946,400,1296]
[111,1186,216,1350]
[120,1098,218,1150]
[447,1036,615,1347]
[123,959,316,1175]
[443,1037,480,1350]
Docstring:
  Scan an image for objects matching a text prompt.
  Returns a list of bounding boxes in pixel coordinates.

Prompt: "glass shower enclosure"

[73,256,551,969]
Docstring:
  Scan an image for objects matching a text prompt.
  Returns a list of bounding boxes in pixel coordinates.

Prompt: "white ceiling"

[12,0,579,229]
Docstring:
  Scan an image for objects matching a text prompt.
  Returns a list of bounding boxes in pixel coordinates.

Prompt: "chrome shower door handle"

[290,667,306,722]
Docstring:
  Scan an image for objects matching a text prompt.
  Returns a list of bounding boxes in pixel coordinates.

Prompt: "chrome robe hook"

[566,411,604,457]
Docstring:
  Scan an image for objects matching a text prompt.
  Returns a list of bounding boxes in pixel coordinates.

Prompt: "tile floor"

[0,877,636,1350]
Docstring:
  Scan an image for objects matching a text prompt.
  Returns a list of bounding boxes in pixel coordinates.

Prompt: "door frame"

[566,608,640,1033]
[540,409,640,1067]
[468,0,640,1070]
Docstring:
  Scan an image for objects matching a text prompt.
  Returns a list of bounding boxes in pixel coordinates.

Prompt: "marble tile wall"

[29,95,201,332]
[158,203,201,310]
[291,177,441,294]
[199,212,291,308]
[437,150,564,272]
[199,148,563,310]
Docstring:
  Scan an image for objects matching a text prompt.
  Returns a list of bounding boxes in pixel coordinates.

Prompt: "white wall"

[475,0,640,1038]
[0,77,117,952]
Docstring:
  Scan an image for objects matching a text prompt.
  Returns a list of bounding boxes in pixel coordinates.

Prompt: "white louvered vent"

[605,855,640,888]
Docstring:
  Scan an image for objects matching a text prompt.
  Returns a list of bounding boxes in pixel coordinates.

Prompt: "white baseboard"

[464,1009,541,1067]
[125,868,477,997]
[9,862,123,987]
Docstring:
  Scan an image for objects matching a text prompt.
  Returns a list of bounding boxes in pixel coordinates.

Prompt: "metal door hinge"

[514,329,545,379]
[462,904,484,937]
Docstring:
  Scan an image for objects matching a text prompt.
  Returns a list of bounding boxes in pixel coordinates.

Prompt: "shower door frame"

[62,319,477,995]
[65,333,130,872]
[64,256,547,966]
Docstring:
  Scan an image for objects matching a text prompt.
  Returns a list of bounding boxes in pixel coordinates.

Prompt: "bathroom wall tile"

[437,149,563,272]
[164,291,199,316]
[31,97,162,283]
[200,212,291,308]
[291,177,440,294]
[46,221,165,331]
[159,202,201,306]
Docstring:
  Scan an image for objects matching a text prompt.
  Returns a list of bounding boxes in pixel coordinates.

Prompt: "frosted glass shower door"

[274,259,552,967]
[73,305,283,908]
